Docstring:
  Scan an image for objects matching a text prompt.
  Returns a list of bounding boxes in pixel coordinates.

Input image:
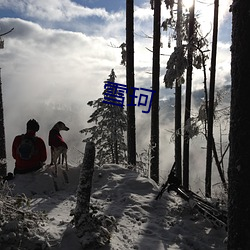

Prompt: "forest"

[0,0,250,249]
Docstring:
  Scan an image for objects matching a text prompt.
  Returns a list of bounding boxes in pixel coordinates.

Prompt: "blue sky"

[74,0,126,12]
[0,0,151,35]
[0,0,232,175]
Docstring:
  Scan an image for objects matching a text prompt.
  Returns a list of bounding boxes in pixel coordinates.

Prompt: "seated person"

[12,119,47,174]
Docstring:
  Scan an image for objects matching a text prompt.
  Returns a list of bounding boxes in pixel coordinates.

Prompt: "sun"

[183,0,194,9]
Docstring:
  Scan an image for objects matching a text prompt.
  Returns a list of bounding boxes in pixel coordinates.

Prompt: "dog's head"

[53,121,69,131]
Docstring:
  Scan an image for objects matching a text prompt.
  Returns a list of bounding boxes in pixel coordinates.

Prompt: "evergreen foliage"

[163,9,209,88]
[80,69,127,166]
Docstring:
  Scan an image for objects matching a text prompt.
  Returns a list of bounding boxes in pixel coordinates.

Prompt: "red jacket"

[48,128,68,149]
[12,131,47,171]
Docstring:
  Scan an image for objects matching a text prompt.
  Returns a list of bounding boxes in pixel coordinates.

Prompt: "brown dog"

[48,121,69,176]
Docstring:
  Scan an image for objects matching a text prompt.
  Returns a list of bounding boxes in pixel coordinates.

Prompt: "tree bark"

[150,0,161,184]
[183,0,195,190]
[228,0,250,249]
[74,142,116,248]
[0,70,7,177]
[205,0,219,198]
[126,0,136,166]
[175,0,183,183]
[211,137,227,191]
[74,142,95,227]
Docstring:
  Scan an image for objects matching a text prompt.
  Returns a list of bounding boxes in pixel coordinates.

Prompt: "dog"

[52,146,68,175]
[48,121,69,176]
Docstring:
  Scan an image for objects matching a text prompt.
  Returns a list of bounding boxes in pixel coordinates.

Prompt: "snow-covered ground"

[1,164,227,250]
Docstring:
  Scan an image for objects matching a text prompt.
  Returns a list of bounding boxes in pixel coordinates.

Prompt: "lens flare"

[183,0,194,9]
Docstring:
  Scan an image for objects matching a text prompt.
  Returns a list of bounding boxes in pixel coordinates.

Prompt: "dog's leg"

[61,150,69,183]
[54,163,58,177]
[52,149,60,177]
[64,152,68,171]
[57,153,61,164]
[61,149,68,171]
[61,153,65,166]
[50,147,54,165]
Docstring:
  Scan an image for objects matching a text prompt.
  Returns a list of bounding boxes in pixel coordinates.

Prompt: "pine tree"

[80,69,127,166]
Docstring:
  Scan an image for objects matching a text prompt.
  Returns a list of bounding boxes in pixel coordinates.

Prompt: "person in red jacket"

[12,119,47,174]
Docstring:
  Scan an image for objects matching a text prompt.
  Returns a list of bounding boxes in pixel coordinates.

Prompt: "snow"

[2,164,227,250]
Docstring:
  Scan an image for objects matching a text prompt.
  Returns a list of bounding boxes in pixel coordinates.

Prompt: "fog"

[0,0,231,193]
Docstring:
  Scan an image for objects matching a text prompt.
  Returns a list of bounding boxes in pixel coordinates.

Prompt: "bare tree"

[0,28,14,177]
[205,0,219,197]
[126,0,136,166]
[74,142,96,226]
[0,69,6,177]
[74,142,116,248]
[150,0,161,184]
[228,0,250,248]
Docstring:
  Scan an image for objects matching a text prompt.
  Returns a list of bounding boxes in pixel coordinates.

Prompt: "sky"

[0,0,232,190]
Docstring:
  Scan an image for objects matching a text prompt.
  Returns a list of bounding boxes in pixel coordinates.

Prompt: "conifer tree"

[80,69,127,166]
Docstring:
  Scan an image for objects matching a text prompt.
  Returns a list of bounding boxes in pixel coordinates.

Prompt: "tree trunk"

[183,0,195,190]
[113,112,119,164]
[74,142,95,227]
[74,142,116,248]
[175,0,183,183]
[126,0,136,166]
[228,0,250,248]
[205,0,219,197]
[150,0,161,184]
[211,137,227,191]
[114,139,118,164]
[0,70,7,177]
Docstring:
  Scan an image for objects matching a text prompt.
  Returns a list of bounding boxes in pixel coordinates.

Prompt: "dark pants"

[14,165,43,175]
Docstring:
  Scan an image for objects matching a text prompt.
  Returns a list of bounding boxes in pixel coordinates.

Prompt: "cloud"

[0,0,232,189]
[0,0,109,21]
[134,4,153,21]
[194,0,232,39]
[0,17,126,170]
